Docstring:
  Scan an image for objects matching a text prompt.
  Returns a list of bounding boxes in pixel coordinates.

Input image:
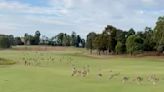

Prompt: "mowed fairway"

[0,46,164,92]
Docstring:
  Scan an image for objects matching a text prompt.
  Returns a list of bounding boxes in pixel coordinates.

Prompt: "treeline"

[23,31,85,47]
[0,31,85,48]
[49,32,85,47]
[86,16,164,55]
[0,16,164,55]
[0,31,41,48]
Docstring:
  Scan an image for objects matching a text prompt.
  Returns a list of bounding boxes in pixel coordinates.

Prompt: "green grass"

[0,46,164,92]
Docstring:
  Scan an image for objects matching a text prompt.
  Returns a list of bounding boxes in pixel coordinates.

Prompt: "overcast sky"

[0,0,163,37]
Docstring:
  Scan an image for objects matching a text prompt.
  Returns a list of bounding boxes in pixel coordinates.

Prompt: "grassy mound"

[0,58,16,65]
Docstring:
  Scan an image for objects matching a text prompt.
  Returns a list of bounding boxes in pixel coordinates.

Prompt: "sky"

[0,0,163,38]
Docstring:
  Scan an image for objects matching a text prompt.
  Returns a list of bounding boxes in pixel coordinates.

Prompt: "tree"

[154,16,164,53]
[75,35,81,47]
[24,31,41,45]
[24,33,33,45]
[71,31,77,46]
[81,39,86,48]
[40,35,49,45]
[143,27,156,51]
[86,32,97,54]
[103,25,117,53]
[116,30,126,44]
[93,34,102,55]
[15,37,24,45]
[137,31,145,38]
[8,35,15,45]
[115,41,124,54]
[157,33,164,53]
[127,28,135,37]
[116,30,127,53]
[34,30,41,45]
[0,35,11,48]
[63,34,71,46]
[56,33,64,46]
[24,33,29,45]
[126,35,144,55]
[51,32,85,47]
[28,35,35,45]
[93,33,108,55]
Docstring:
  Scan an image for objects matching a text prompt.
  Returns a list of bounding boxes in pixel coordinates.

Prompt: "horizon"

[0,0,163,37]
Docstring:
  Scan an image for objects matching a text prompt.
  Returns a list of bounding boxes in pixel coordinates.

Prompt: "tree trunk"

[90,49,92,54]
[99,50,101,55]
[130,52,133,56]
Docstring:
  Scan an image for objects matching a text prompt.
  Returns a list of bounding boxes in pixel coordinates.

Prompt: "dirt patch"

[0,58,16,65]
[82,51,164,60]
